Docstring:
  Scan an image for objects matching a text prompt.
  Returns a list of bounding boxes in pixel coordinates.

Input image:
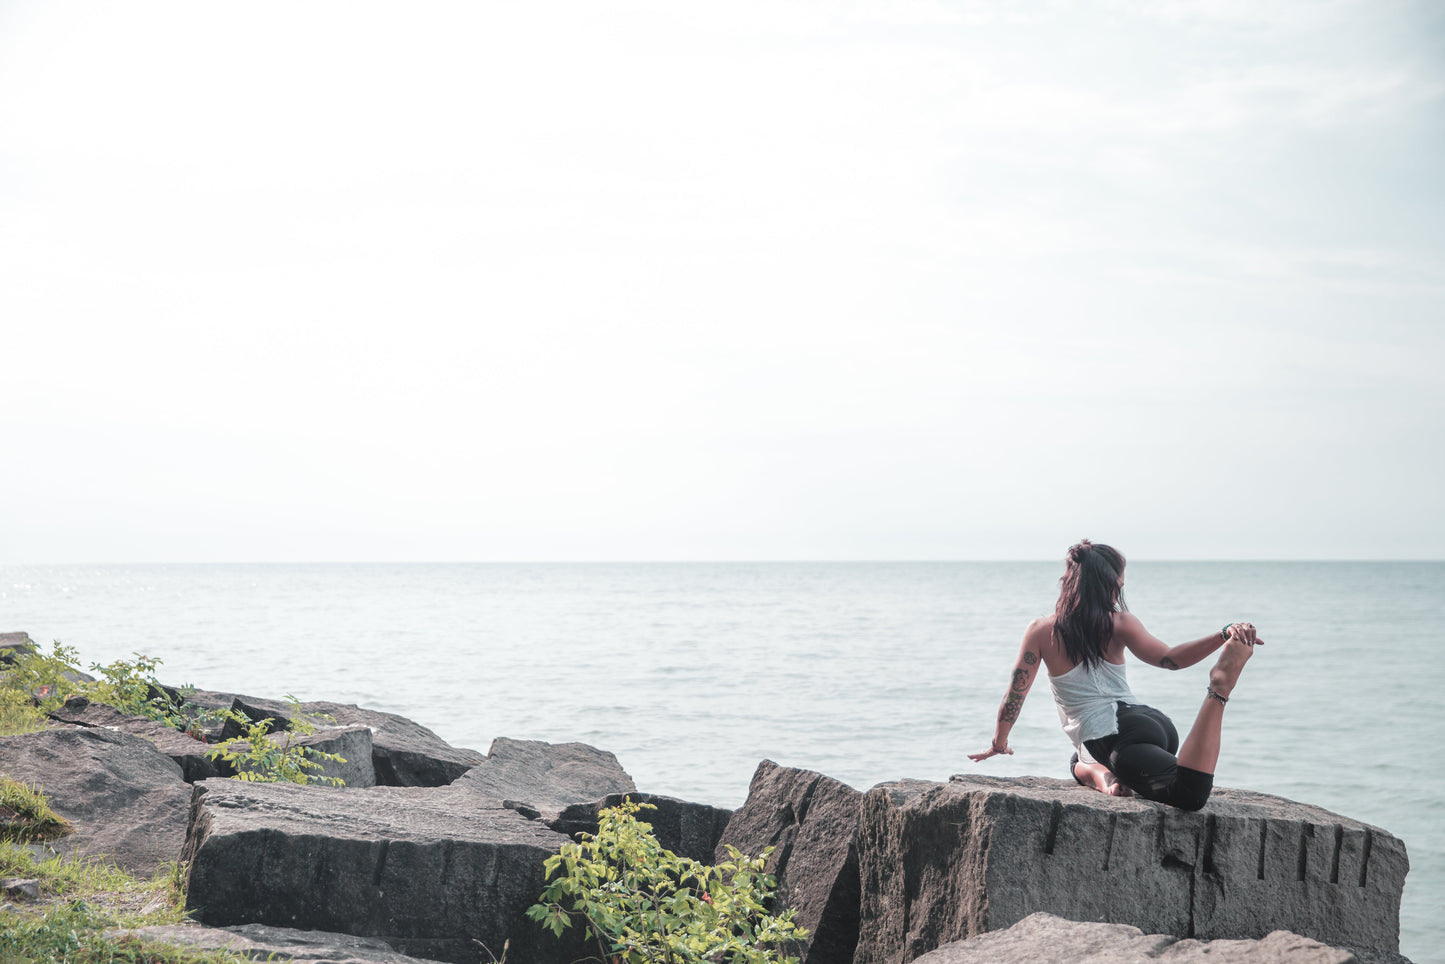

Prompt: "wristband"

[1220,623,1234,641]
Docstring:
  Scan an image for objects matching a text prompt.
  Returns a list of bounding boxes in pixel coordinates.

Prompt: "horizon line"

[2,558,1442,566]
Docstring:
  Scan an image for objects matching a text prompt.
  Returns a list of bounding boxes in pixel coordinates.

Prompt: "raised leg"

[1175,638,1254,774]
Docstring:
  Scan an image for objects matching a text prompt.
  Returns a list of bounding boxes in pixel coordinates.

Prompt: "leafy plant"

[87,654,197,733]
[527,800,806,964]
[0,776,72,843]
[204,697,347,787]
[0,641,88,716]
[0,686,46,737]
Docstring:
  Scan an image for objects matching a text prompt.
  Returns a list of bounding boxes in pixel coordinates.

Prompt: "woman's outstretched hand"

[1227,622,1263,647]
[968,742,1013,762]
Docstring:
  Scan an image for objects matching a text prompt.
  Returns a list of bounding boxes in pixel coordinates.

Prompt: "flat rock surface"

[116,922,449,963]
[0,725,191,875]
[854,774,1409,964]
[182,778,584,963]
[49,695,223,781]
[715,760,863,964]
[912,912,1362,963]
[453,737,636,821]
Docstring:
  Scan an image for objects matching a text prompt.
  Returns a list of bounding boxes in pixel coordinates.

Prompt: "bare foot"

[1209,637,1255,699]
[1074,760,1135,797]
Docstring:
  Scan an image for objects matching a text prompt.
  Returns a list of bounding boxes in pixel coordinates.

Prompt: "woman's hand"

[968,741,1013,762]
[1227,622,1263,647]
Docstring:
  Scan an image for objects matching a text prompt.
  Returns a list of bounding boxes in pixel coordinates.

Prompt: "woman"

[968,540,1261,811]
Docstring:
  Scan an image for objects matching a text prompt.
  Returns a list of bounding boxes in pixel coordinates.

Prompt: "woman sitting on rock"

[968,540,1260,811]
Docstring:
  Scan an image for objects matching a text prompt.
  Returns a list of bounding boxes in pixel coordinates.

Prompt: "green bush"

[527,800,806,964]
[87,653,197,733]
[203,697,346,787]
[0,641,88,718]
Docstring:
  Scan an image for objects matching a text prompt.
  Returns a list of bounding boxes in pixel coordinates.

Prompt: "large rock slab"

[912,912,1361,963]
[222,696,484,787]
[550,791,733,863]
[0,725,191,875]
[49,695,224,782]
[713,760,863,964]
[854,775,1409,964]
[182,779,587,964]
[114,922,449,963]
[452,737,636,822]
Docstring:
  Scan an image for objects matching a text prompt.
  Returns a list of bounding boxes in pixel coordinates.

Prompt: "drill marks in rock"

[1201,814,1218,876]
[1359,829,1373,888]
[1043,801,1063,856]
[371,839,390,887]
[1330,825,1343,884]
[1101,813,1118,872]
[1296,824,1312,882]
[1256,821,1268,881]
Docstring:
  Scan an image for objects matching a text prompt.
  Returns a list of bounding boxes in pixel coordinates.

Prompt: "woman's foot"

[1209,637,1255,700]
[1073,759,1134,796]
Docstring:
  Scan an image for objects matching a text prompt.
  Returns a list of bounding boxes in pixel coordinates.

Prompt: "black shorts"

[1083,702,1213,811]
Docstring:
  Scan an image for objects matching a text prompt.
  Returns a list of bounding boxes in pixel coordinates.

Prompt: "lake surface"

[3,561,1440,961]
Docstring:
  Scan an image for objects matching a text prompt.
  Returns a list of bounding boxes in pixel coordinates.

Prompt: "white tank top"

[1048,658,1136,763]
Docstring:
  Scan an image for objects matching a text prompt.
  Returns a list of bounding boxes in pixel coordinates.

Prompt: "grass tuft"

[0,777,72,844]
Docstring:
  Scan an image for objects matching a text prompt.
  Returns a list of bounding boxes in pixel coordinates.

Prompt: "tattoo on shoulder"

[999,692,1023,724]
[1022,651,1038,665]
[1160,656,1179,670]
[1011,668,1029,692]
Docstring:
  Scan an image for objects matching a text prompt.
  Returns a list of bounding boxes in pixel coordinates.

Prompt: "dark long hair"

[1053,539,1127,669]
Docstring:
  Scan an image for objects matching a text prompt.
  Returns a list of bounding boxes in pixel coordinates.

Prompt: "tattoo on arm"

[1160,656,1179,670]
[999,691,1023,724]
[1011,669,1029,692]
[1022,651,1038,665]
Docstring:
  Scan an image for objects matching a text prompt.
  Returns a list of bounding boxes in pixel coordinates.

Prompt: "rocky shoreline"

[0,645,1411,964]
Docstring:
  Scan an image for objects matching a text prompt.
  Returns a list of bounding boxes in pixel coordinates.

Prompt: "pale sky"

[2,0,1442,562]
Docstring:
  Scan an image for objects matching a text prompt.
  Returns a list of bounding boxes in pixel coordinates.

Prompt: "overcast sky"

[2,0,1442,562]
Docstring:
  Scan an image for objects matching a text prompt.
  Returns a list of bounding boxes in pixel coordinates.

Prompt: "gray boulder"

[549,791,733,863]
[0,631,36,663]
[181,778,587,964]
[49,695,224,782]
[113,922,449,963]
[222,696,484,787]
[0,725,191,875]
[853,775,1409,964]
[453,737,636,822]
[713,760,863,964]
[912,912,1361,963]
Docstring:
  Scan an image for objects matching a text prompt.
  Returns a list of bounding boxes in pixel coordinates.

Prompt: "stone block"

[853,775,1408,964]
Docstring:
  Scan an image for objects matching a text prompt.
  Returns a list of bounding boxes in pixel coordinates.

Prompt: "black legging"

[1083,702,1213,812]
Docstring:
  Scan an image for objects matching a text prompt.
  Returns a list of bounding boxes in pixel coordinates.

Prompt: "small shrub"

[204,697,346,787]
[528,799,806,964]
[0,687,45,737]
[87,653,197,732]
[0,641,87,716]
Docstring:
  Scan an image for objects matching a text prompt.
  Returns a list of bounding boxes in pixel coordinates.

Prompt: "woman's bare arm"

[1117,613,1260,670]
[969,621,1046,761]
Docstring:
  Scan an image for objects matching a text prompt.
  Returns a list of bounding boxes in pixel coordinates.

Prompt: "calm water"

[2,562,1441,962]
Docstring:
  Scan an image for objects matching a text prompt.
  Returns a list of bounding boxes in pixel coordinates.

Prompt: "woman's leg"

[1175,637,1255,774]
[1089,638,1255,811]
